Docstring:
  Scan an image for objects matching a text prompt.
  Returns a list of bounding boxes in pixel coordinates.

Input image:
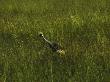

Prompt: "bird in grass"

[39,32,65,55]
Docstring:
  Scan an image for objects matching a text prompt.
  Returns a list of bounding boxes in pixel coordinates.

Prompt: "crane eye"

[39,34,43,37]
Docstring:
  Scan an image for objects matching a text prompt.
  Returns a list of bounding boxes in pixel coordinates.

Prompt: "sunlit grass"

[0,0,110,82]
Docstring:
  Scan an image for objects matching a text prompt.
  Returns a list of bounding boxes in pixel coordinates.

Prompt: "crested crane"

[39,32,65,55]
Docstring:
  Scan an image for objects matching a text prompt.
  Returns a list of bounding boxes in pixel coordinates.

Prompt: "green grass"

[0,0,110,82]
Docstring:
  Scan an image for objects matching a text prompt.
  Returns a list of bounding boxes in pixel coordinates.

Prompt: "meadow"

[0,0,110,82]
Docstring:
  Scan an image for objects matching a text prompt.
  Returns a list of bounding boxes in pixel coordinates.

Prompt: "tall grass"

[0,0,110,82]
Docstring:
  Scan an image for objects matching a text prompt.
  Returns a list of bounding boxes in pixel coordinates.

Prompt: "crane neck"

[42,36,52,45]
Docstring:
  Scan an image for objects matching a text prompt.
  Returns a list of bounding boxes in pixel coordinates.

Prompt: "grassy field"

[0,0,110,82]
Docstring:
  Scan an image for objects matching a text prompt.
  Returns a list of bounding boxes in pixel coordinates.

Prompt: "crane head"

[38,32,44,37]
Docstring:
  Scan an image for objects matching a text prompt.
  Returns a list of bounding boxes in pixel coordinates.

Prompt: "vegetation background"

[0,0,110,82]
